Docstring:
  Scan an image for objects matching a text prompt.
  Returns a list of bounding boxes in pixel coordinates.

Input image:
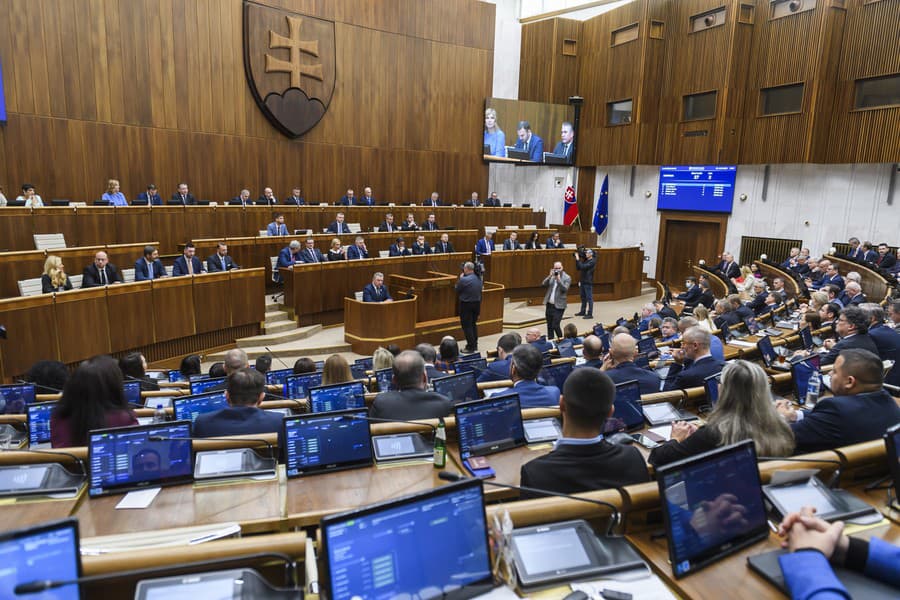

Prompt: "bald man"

[82,251,122,287]
[575,335,604,370]
[601,333,662,395]
[662,327,725,391]
[525,327,553,354]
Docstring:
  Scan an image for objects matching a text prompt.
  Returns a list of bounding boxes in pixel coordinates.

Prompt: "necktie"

[311,250,317,263]
[221,256,226,271]
[147,261,154,280]
[187,258,194,275]
[100,268,107,285]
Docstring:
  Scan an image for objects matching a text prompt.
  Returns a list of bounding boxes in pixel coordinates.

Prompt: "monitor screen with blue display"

[167,370,186,382]
[432,371,479,405]
[755,336,777,368]
[349,362,369,380]
[265,368,294,386]
[123,381,142,407]
[374,367,395,392]
[657,165,737,214]
[540,362,573,390]
[454,357,488,376]
[354,356,373,370]
[0,519,82,600]
[173,392,228,423]
[283,409,372,477]
[612,380,644,431]
[308,381,366,413]
[703,374,719,408]
[799,326,814,350]
[87,422,193,497]
[791,355,821,405]
[190,377,226,395]
[284,372,323,399]
[27,402,56,446]
[455,394,525,459]
[0,383,36,414]
[638,336,659,358]
[321,479,492,600]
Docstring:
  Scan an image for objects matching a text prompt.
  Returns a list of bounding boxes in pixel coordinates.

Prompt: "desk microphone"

[20,448,88,477]
[437,471,622,536]
[256,388,305,410]
[264,346,293,371]
[15,379,62,394]
[148,434,276,462]
[340,413,437,436]
[757,456,843,489]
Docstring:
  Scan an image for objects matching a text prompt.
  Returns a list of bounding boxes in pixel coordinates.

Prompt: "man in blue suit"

[326,212,351,234]
[362,272,393,303]
[193,364,284,448]
[638,303,660,332]
[574,335,604,370]
[206,242,240,272]
[477,333,521,383]
[300,238,326,263]
[663,327,725,391]
[284,187,305,206]
[173,243,205,276]
[862,303,900,387]
[475,231,495,257]
[812,261,845,290]
[550,121,575,163]
[135,184,163,205]
[346,236,369,260]
[525,327,554,353]
[274,240,302,283]
[134,245,167,281]
[389,237,411,257]
[602,333,662,395]
[509,343,560,408]
[358,187,376,206]
[266,213,289,236]
[514,121,544,162]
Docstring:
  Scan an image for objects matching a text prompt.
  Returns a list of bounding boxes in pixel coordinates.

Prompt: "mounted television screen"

[657,165,737,214]
[483,98,576,166]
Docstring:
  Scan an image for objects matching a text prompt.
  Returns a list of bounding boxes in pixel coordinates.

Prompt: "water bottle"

[152,403,167,423]
[433,418,447,468]
[805,373,820,407]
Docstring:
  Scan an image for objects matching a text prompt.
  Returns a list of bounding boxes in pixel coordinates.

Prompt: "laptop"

[506,146,530,160]
[540,361,574,390]
[0,518,82,600]
[349,362,368,380]
[455,394,526,459]
[354,357,373,370]
[283,371,323,399]
[264,368,294,386]
[0,383,36,414]
[656,440,769,578]
[167,369,186,382]
[634,353,651,370]
[454,357,488,376]
[308,381,366,413]
[637,336,659,359]
[755,335,788,370]
[122,380,142,407]
[190,377,226,395]
[703,373,720,409]
[283,409,373,477]
[172,392,229,423]
[320,479,493,600]
[87,421,194,497]
[791,355,821,407]
[432,371,479,405]
[27,402,56,448]
[374,367,395,392]
[604,380,645,433]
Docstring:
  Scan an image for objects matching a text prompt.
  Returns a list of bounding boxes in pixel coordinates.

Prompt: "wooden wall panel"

[519,18,582,105]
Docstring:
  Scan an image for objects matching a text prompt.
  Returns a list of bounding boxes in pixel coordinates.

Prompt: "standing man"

[171,183,196,205]
[456,262,483,353]
[82,251,122,287]
[207,242,239,272]
[551,122,575,162]
[363,272,393,303]
[574,248,596,318]
[542,261,570,339]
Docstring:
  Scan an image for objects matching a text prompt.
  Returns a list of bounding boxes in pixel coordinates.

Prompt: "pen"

[767,519,778,534]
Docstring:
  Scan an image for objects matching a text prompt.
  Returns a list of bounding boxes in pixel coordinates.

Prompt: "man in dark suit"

[456,262,483,352]
[346,236,369,260]
[550,121,575,163]
[338,188,357,206]
[545,232,563,249]
[274,240,302,284]
[475,231,495,256]
[574,335,605,370]
[135,184,163,205]
[170,183,196,205]
[358,187,376,206]
[818,306,879,366]
[230,189,252,207]
[434,233,454,254]
[82,251,122,287]
[193,366,285,447]
[812,262,845,290]
[776,349,900,454]
[675,276,702,304]
[875,243,897,270]
[841,282,866,306]
[257,187,277,205]
[503,231,521,250]
[861,241,878,263]
[780,247,801,270]
[477,333,520,383]
[520,367,650,496]
[862,303,900,388]
[790,255,811,277]
[846,237,864,260]
[574,248,596,318]
[326,212,350,234]
[603,333,662,395]
[716,252,741,280]
[389,237,411,257]
[400,213,419,231]
[206,242,239,272]
[173,243,205,276]
[464,192,481,207]
[379,213,398,233]
[509,343,560,408]
[514,120,544,162]
[362,272,393,303]
[663,327,725,391]
[653,299,678,320]
[369,351,452,420]
[525,327,554,353]
[484,192,501,207]
[411,234,431,255]
[300,238,326,263]
[284,187,305,205]
[416,343,445,382]
[134,245,167,281]
[421,213,440,231]
[423,192,442,207]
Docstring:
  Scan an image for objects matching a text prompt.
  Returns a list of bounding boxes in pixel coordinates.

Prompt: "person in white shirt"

[17,183,44,207]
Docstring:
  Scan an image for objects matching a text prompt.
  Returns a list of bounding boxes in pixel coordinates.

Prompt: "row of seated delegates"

[231,187,308,206]
[473,230,563,256]
[376,212,443,233]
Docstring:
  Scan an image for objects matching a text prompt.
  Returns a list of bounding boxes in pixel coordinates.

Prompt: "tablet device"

[172,392,228,423]
[643,402,698,426]
[885,423,900,505]
[432,371,479,405]
[308,381,366,413]
[354,356,373,370]
[611,380,645,431]
[27,401,55,447]
[523,417,561,444]
[283,371,322,399]
[134,568,282,600]
[349,362,368,380]
[762,476,875,522]
[455,393,526,459]
[540,361,574,390]
[0,519,82,600]
[320,479,492,600]
[264,367,294,386]
[656,440,769,578]
[283,409,372,477]
[638,336,659,359]
[0,383,36,414]
[122,380,143,408]
[634,353,651,369]
[374,367,394,392]
[756,335,778,368]
[190,377,226,395]
[193,448,276,480]
[372,432,432,462]
[799,326,814,350]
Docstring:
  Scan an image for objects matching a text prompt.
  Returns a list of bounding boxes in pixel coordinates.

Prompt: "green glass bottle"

[433,418,447,468]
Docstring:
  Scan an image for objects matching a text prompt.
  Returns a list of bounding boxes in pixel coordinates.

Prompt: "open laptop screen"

[540,362,573,390]
[703,374,720,408]
[611,380,644,431]
[374,367,395,392]
[0,518,81,600]
[455,358,488,376]
[123,381,142,407]
[265,368,294,386]
[0,383,36,414]
[756,335,777,368]
[283,409,372,477]
[455,394,526,459]
[308,381,366,413]
[638,336,659,358]
[27,402,56,446]
[799,326,814,350]
[283,372,323,400]
[87,422,193,497]
[433,371,479,405]
[656,440,768,578]
[354,356,373,370]
[173,392,229,423]
[321,479,491,600]
[190,377,226,395]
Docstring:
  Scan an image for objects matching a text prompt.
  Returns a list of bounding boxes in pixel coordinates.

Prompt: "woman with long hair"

[483,107,506,158]
[525,231,542,250]
[321,354,353,385]
[372,347,394,372]
[648,360,794,467]
[41,255,72,293]
[692,305,716,332]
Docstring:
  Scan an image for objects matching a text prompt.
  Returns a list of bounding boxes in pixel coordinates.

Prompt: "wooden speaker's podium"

[344,271,504,354]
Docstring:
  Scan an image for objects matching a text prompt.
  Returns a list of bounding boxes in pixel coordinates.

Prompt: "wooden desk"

[447,443,554,501]
[344,295,418,354]
[0,493,84,529]
[826,253,892,303]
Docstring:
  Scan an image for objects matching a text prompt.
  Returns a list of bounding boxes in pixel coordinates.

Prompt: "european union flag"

[593,175,609,235]
[0,55,6,123]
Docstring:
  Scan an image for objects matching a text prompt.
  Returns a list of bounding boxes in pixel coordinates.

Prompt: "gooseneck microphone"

[437,471,622,536]
[757,456,843,489]
[148,434,276,462]
[264,346,292,371]
[340,413,437,436]
[15,379,62,394]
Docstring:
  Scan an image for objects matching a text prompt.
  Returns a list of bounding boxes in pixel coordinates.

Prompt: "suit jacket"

[819,333,880,366]
[172,255,204,276]
[513,379,560,409]
[425,364,444,382]
[283,195,305,206]
[229,197,252,206]
[575,257,596,282]
[476,358,511,383]
[606,361,662,395]
[369,389,453,421]
[748,294,768,316]
[207,253,238,272]
[862,249,878,263]
[300,248,326,263]
[134,258,166,281]
[41,274,73,293]
[389,244,411,257]
[875,253,897,269]
[790,390,900,454]
[411,242,431,255]
[400,222,419,232]
[433,240,455,253]
[362,283,392,302]
[520,440,650,497]
[867,324,900,386]
[676,285,701,304]
[542,271,571,308]
[346,245,369,260]
[551,141,574,161]
[256,196,277,205]
[82,263,122,287]
[716,261,741,280]
[475,238,495,255]
[421,221,440,231]
[422,198,442,207]
[193,405,285,449]
[816,274,845,290]
[340,195,373,206]
[326,221,351,234]
[170,193,196,205]
[267,222,289,236]
[514,134,544,162]
[379,221,398,233]
[503,239,521,251]
[545,238,564,249]
[530,338,554,354]
[575,358,604,370]
[135,192,163,206]
[663,355,725,391]
[276,247,301,269]
[484,198,500,207]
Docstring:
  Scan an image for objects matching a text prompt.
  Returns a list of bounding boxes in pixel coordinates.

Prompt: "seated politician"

[257,187,277,205]
[284,187,305,205]
[134,245,167,281]
[423,192,442,207]
[513,120,544,162]
[358,186,376,206]
[816,306,879,366]
[519,368,649,497]
[602,333,662,395]
[464,192,482,207]
[776,349,900,454]
[82,250,122,287]
[525,327,554,354]
[679,316,724,361]
[230,189,253,206]
[207,242,239,272]
[389,237,411,257]
[362,272,393,303]
[300,238,326,263]
[675,276,702,305]
[346,236,369,260]
[509,343,561,408]
[433,233,454,253]
[477,332,521,383]
[416,343,444,382]
[550,121,575,163]
[135,183,163,205]
[379,213,399,232]
[326,212,351,235]
[401,213,419,231]
[503,231,521,250]
[170,182,196,205]
[663,327,725,391]
[173,243,205,276]
[545,232,563,249]
[575,335,604,370]
[193,367,284,447]
[338,188,357,206]
[267,213,289,236]
[369,351,453,420]
[421,213,440,231]
[861,303,900,387]
[411,234,431,255]
[484,192,500,207]
[475,231,495,256]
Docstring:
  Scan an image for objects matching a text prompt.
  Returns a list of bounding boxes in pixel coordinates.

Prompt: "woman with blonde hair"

[692,305,716,332]
[327,238,346,261]
[102,178,128,206]
[649,360,794,467]
[321,354,353,386]
[483,107,506,158]
[41,255,72,293]
[372,347,394,372]
[733,265,756,294]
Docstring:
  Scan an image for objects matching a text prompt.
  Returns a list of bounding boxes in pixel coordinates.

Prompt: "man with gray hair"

[510,344,561,408]
[663,326,725,391]
[363,272,393,303]
[275,240,303,283]
[819,305,878,366]
[456,261,483,353]
[859,303,900,388]
[638,303,660,332]
[542,261,571,339]
[840,281,866,306]
[369,350,452,420]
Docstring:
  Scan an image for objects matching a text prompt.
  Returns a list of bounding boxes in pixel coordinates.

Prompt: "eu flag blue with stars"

[593,175,609,235]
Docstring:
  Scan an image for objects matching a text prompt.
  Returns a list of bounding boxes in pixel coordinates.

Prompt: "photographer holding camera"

[456,261,484,353]
[542,261,571,339]
[574,247,596,319]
